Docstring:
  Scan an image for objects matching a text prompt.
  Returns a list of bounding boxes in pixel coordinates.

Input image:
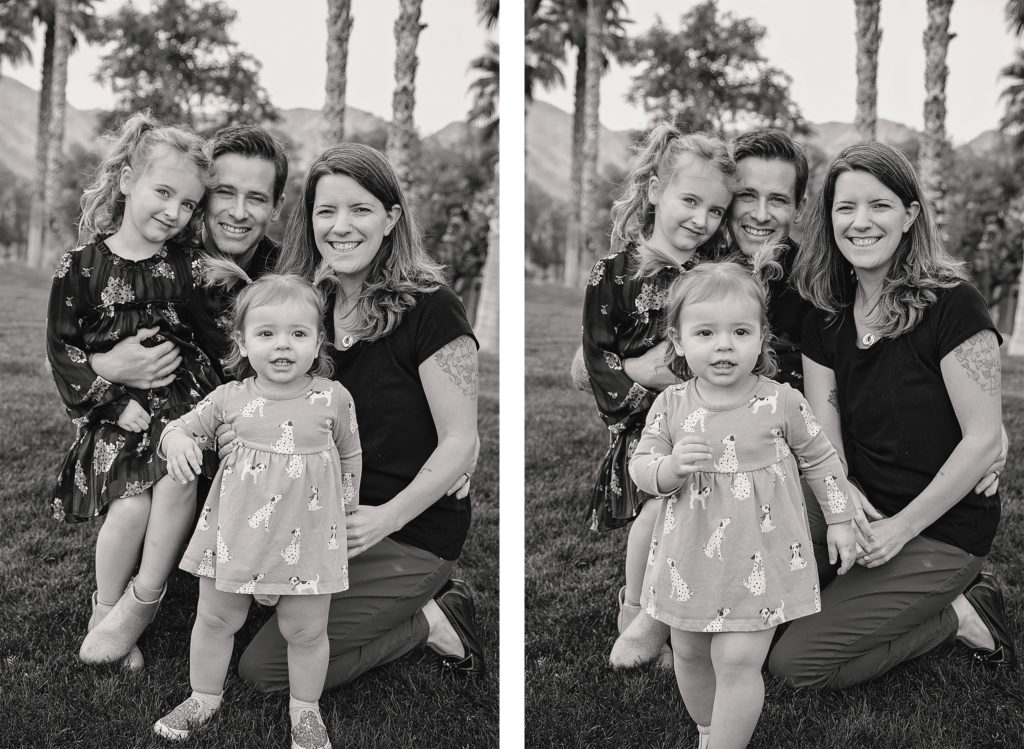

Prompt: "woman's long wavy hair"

[203,256,333,380]
[792,142,967,338]
[78,111,214,246]
[609,123,736,278]
[663,246,782,381]
[276,144,447,342]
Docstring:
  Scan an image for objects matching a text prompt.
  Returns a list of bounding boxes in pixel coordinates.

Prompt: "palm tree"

[0,3,34,78]
[1000,0,1024,353]
[853,0,881,141]
[324,0,353,144]
[26,0,97,269]
[525,1,565,105]
[1007,0,1024,36]
[43,0,71,245]
[471,0,499,353]
[388,0,424,192]
[920,0,954,230]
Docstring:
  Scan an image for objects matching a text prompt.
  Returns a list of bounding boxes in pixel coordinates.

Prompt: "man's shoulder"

[250,236,281,279]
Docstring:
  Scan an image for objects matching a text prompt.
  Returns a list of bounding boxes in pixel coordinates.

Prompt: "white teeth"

[743,227,772,237]
[850,237,879,247]
[220,224,249,235]
[331,241,359,251]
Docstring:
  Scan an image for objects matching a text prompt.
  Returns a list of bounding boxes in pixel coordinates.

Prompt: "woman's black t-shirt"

[327,286,477,561]
[801,282,1001,556]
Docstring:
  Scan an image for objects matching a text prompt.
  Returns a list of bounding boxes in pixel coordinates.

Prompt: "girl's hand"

[345,503,400,558]
[117,399,151,433]
[827,522,859,574]
[973,424,1008,497]
[858,515,914,568]
[668,435,713,479]
[215,424,238,461]
[163,431,203,483]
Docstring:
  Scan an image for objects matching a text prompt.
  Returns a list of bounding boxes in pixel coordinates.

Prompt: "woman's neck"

[854,274,885,313]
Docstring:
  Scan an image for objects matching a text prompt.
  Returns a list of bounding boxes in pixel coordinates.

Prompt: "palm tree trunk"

[562,42,587,287]
[475,166,499,352]
[576,0,603,288]
[921,0,955,232]
[42,0,72,267]
[25,20,56,268]
[854,0,881,142]
[388,0,424,192]
[324,0,353,144]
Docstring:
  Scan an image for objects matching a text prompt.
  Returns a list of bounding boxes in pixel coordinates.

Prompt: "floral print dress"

[46,238,219,522]
[580,247,697,531]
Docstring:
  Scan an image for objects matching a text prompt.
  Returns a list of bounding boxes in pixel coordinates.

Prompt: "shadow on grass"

[0,262,498,749]
[525,281,1024,749]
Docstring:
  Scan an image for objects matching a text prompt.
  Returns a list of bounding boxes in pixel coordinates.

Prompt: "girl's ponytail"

[609,123,680,253]
[79,112,159,243]
[203,255,252,290]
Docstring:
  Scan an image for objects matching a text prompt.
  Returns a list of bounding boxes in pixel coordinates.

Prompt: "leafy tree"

[468,39,499,145]
[525,1,566,104]
[93,0,278,134]
[620,0,807,135]
[1000,48,1024,148]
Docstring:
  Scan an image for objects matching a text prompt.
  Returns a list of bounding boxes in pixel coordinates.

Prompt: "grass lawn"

[525,280,1024,749]
[0,262,498,748]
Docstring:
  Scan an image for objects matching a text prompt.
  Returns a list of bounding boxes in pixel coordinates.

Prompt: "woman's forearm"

[383,432,478,530]
[896,431,1003,536]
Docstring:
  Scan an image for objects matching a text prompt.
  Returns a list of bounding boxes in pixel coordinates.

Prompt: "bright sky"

[534,0,1020,145]
[4,0,492,135]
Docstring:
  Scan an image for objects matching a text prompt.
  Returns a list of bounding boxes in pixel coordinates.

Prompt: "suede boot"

[84,592,144,671]
[80,580,165,664]
[610,586,673,669]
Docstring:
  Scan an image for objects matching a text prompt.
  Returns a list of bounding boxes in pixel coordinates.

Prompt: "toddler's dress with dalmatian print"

[169,376,361,597]
[46,239,220,523]
[629,377,857,632]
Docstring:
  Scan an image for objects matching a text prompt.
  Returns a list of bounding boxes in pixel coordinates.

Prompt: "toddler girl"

[153,266,360,749]
[624,254,859,749]
[579,124,735,667]
[47,112,218,670]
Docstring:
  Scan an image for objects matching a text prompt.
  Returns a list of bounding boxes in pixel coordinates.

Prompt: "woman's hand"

[345,503,400,558]
[117,399,151,433]
[846,481,881,551]
[164,430,203,483]
[858,515,914,568]
[973,423,1008,497]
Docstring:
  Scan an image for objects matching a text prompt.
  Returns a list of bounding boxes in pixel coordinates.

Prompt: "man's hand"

[117,399,151,433]
[90,327,181,389]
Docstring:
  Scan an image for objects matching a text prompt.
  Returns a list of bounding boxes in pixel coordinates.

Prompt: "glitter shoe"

[291,709,332,749]
[153,696,218,741]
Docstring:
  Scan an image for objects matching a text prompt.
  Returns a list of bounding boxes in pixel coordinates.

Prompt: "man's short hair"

[210,125,289,203]
[733,129,809,205]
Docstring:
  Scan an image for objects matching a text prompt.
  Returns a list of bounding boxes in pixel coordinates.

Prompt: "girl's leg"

[190,577,252,695]
[708,629,775,749]
[94,493,150,605]
[768,534,981,689]
[669,629,715,727]
[134,475,198,598]
[624,499,659,606]
[277,594,335,749]
[154,577,249,741]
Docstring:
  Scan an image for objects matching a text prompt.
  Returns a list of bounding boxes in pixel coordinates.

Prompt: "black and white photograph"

[0,1,498,746]
[525,1,1024,747]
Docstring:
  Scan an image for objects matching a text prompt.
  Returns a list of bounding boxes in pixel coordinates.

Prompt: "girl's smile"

[647,154,732,263]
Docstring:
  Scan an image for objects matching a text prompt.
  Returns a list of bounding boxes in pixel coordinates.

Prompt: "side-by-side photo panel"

[526,2,1022,748]
[0,1,498,746]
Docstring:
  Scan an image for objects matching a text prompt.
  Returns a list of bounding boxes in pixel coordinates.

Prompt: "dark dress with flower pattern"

[581,246,699,531]
[45,237,220,522]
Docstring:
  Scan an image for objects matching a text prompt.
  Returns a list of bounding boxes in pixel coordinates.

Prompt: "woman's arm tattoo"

[827,388,840,413]
[953,330,1001,396]
[432,335,479,399]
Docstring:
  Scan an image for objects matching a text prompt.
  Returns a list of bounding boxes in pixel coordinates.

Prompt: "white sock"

[289,695,321,723]
[191,690,222,713]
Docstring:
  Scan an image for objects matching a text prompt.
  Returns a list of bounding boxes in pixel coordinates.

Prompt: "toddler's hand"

[164,430,204,483]
[117,399,151,433]
[668,435,713,478]
[827,521,858,575]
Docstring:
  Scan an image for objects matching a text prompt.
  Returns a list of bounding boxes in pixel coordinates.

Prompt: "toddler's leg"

[708,629,775,749]
[154,577,249,741]
[277,594,334,749]
[669,629,715,728]
[134,475,199,596]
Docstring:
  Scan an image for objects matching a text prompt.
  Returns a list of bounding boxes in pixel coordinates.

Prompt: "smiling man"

[91,125,289,385]
[729,128,812,388]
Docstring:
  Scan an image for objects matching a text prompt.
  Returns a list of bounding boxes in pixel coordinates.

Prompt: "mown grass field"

[0,262,498,748]
[525,281,1024,749]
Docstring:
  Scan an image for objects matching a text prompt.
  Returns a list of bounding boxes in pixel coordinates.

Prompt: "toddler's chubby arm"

[629,390,711,495]
[162,428,204,483]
